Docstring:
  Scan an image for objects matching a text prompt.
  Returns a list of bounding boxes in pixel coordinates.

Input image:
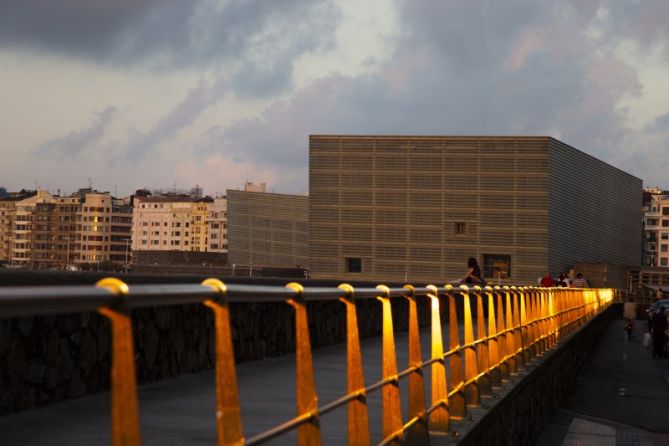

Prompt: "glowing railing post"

[473,286,492,398]
[95,278,141,446]
[403,285,429,445]
[511,286,525,370]
[496,287,511,381]
[504,286,518,375]
[446,284,466,419]
[426,285,449,434]
[460,285,480,407]
[286,282,323,446]
[376,285,403,445]
[486,286,502,388]
[201,279,244,446]
[337,284,371,446]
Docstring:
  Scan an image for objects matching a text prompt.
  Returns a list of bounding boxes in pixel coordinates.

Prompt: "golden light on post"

[337,283,371,446]
[403,284,429,445]
[486,286,502,388]
[473,286,492,398]
[446,284,466,419]
[286,282,323,446]
[202,278,244,446]
[426,284,449,434]
[460,285,480,408]
[376,284,403,445]
[95,277,141,446]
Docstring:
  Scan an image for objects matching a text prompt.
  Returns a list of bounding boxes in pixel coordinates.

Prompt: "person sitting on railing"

[572,273,589,288]
[557,272,570,287]
[540,271,556,287]
[459,257,484,285]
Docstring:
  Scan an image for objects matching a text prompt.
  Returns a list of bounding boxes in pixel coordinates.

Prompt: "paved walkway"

[538,319,669,446]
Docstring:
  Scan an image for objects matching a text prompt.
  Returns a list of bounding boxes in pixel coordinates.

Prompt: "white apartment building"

[643,187,669,267]
[132,195,227,253]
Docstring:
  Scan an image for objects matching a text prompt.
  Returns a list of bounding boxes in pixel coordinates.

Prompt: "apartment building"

[227,190,308,268]
[309,135,642,284]
[642,187,669,267]
[0,189,132,268]
[132,194,227,253]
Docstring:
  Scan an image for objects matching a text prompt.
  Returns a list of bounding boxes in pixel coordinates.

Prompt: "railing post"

[96,278,141,446]
[512,287,525,370]
[540,289,549,353]
[473,286,492,398]
[427,285,449,435]
[460,285,480,407]
[337,284,371,446]
[286,282,323,446]
[486,287,501,389]
[504,286,518,375]
[403,285,429,445]
[495,287,510,382]
[202,279,244,446]
[519,287,530,367]
[376,285,403,445]
[446,285,466,419]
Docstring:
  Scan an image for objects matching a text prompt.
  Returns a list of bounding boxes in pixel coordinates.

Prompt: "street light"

[121,237,131,273]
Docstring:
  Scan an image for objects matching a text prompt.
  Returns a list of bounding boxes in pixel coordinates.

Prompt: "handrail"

[0,281,616,446]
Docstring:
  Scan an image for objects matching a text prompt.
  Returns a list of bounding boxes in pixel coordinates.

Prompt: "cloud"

[36,106,117,157]
[0,0,341,97]
[123,78,228,160]
[202,0,648,187]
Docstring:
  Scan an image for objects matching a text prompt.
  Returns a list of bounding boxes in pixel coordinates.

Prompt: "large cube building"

[309,135,642,284]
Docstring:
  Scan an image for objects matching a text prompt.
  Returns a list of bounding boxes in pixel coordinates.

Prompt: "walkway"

[538,319,669,446]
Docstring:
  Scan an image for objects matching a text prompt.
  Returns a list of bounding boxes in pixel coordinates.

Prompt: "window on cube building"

[483,254,511,279]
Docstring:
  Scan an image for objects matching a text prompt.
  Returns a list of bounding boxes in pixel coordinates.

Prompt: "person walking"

[623,297,637,338]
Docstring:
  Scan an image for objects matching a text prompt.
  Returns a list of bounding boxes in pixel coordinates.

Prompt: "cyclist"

[623,297,637,339]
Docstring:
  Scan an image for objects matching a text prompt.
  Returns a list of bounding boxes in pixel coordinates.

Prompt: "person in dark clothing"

[460,257,483,285]
[652,306,668,358]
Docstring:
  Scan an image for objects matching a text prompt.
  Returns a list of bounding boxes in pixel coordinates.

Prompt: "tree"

[0,187,7,198]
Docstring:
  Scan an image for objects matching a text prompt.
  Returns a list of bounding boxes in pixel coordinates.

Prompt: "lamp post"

[121,237,131,273]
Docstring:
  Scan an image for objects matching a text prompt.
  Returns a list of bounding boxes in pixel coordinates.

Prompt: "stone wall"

[0,294,429,415]
[454,304,617,446]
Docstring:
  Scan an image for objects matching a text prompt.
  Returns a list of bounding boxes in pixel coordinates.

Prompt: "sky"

[1,0,668,197]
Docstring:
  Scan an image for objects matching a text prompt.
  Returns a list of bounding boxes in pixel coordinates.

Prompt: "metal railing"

[0,279,615,446]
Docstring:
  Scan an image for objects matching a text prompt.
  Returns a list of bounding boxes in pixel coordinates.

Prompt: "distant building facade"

[309,135,642,284]
[227,190,308,268]
[642,187,669,267]
[131,194,227,254]
[0,189,132,268]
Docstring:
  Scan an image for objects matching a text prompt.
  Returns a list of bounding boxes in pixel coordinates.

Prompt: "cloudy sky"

[1,0,668,196]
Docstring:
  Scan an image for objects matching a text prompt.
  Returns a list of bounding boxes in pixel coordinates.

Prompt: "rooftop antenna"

[88,177,93,189]
[114,185,118,197]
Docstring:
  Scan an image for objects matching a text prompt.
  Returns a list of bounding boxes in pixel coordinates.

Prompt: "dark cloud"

[36,106,117,157]
[0,0,340,96]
